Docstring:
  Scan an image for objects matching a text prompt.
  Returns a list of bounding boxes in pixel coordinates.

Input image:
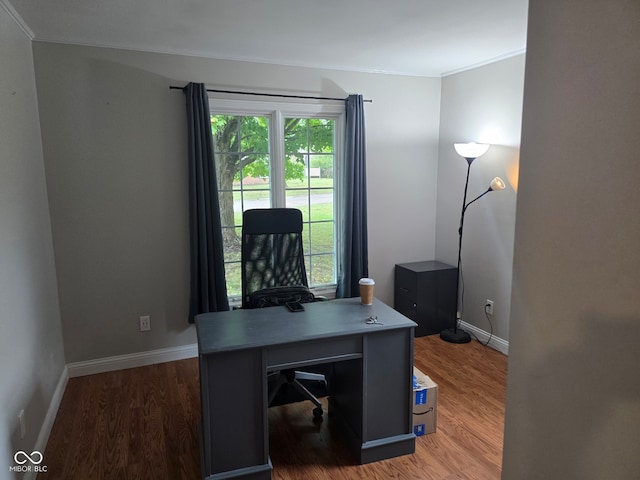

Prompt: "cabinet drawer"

[394,295,417,320]
[266,336,362,371]
[394,267,417,297]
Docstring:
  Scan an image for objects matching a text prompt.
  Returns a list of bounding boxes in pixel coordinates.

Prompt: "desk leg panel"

[361,329,415,461]
[329,330,415,464]
[200,349,270,479]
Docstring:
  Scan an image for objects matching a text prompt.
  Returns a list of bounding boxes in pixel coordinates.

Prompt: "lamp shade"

[489,177,506,191]
[454,142,490,159]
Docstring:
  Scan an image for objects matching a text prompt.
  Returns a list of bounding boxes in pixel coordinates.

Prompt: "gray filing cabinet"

[394,261,457,337]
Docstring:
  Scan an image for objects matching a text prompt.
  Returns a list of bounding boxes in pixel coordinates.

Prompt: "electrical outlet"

[18,409,26,439]
[139,315,151,332]
[485,300,494,315]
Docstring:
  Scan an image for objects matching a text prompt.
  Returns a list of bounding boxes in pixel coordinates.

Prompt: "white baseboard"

[459,321,509,355]
[67,344,198,378]
[22,366,69,480]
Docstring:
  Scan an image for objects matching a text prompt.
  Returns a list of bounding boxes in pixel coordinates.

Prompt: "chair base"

[268,370,326,419]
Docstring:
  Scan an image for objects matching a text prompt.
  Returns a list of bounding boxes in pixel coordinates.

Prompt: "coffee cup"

[359,278,375,305]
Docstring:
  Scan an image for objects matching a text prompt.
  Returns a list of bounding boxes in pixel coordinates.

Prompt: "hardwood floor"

[39,335,507,479]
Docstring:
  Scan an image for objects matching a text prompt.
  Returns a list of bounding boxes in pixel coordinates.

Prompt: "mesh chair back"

[241,208,309,308]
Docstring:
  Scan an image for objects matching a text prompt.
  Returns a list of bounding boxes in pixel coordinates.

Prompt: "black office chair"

[241,208,327,420]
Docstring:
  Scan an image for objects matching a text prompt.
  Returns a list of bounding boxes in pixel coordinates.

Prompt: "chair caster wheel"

[313,407,323,421]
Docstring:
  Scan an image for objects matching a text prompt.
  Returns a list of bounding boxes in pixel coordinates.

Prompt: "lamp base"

[440,328,472,344]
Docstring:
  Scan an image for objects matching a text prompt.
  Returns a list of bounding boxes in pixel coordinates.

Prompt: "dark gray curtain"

[337,94,369,298]
[185,83,229,322]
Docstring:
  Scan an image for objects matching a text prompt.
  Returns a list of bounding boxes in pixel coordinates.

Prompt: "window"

[209,98,344,300]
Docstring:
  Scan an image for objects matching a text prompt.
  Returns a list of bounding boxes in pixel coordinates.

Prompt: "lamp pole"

[440,143,505,344]
[441,157,475,343]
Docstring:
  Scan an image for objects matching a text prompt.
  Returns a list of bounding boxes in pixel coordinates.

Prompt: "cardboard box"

[413,367,438,436]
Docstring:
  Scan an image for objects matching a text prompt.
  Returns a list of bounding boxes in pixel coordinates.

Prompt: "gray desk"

[196,297,417,480]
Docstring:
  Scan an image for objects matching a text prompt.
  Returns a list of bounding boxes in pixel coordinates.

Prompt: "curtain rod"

[169,85,372,103]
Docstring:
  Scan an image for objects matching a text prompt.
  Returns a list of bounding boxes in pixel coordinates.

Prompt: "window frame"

[208,96,345,299]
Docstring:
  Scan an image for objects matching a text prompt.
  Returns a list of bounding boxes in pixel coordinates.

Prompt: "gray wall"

[0,6,66,474]
[503,1,640,478]
[436,55,525,344]
[31,42,442,363]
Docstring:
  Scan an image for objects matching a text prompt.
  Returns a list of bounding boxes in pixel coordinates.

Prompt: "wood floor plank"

[39,335,506,479]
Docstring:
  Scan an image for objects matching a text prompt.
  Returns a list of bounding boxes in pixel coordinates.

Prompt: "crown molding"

[441,48,526,77]
[0,0,34,39]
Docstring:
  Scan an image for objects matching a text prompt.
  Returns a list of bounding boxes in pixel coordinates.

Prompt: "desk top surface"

[196,297,417,355]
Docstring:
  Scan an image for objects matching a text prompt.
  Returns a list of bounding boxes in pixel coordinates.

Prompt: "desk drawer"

[267,336,362,370]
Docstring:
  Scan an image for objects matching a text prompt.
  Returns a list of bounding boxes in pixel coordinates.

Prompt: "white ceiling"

[6,0,529,77]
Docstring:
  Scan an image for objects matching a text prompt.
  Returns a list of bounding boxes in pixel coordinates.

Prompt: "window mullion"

[270,110,286,208]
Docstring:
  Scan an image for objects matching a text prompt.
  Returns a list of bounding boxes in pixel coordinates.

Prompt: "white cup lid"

[359,278,375,285]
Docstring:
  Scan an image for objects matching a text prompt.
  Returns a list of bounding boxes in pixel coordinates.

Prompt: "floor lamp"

[440,142,506,344]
